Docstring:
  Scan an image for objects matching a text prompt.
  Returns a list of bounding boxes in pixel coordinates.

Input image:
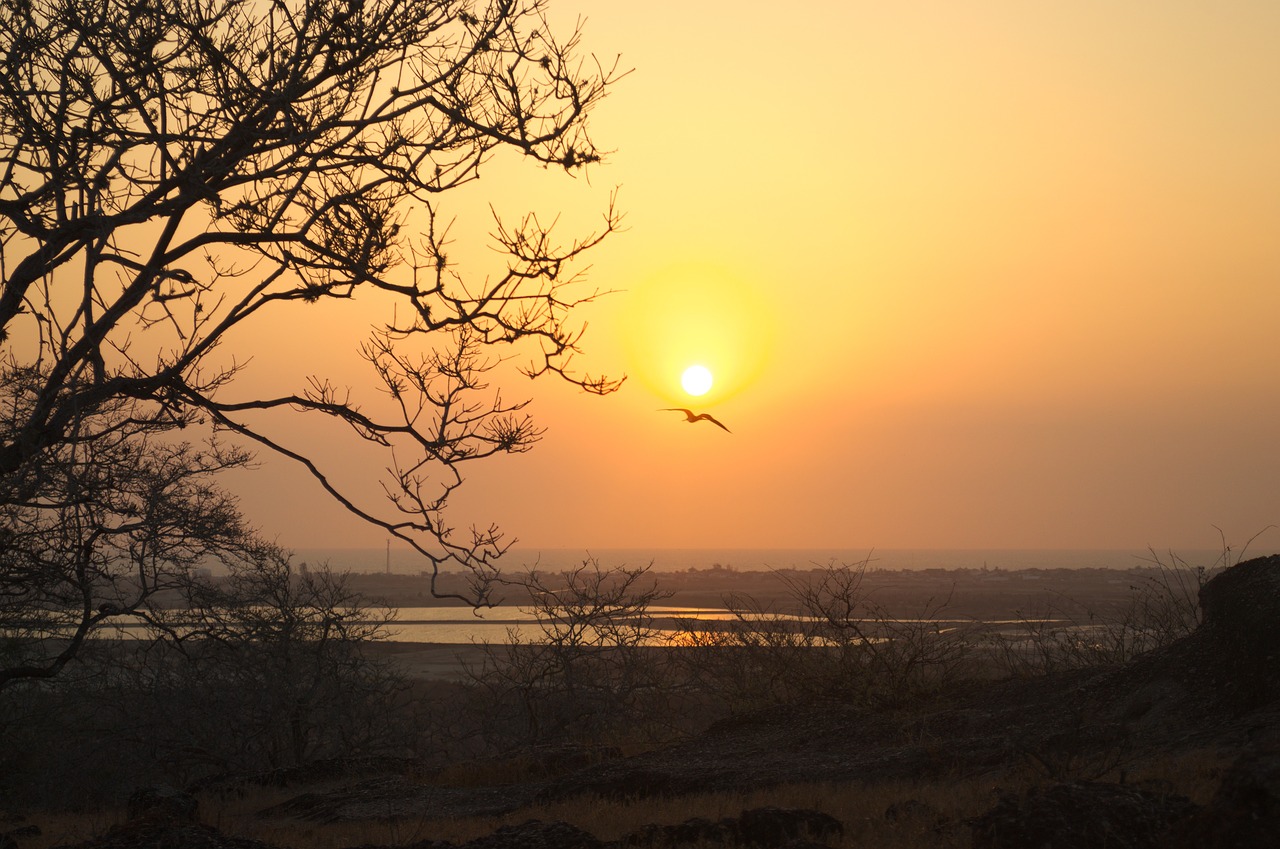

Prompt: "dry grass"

[16,747,1230,849]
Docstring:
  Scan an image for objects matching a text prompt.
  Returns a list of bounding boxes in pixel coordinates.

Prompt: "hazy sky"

[230,0,1280,555]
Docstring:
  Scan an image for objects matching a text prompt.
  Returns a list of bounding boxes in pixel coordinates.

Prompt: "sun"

[620,263,775,404]
[681,364,713,397]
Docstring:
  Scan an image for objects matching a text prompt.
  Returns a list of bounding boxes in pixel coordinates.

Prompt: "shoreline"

[347,563,1170,620]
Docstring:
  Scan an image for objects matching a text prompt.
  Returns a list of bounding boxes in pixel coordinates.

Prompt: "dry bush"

[982,529,1272,677]
[672,559,977,712]
[0,562,407,808]
[465,560,678,753]
[117,561,408,778]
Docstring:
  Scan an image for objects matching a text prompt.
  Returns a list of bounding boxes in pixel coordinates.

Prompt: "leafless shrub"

[673,559,976,712]
[467,560,675,752]
[0,365,278,690]
[983,527,1274,677]
[0,557,407,805]
[672,593,817,710]
[1018,698,1133,783]
[122,558,407,777]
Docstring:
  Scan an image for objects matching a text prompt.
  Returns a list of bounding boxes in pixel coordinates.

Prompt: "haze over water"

[291,547,1252,576]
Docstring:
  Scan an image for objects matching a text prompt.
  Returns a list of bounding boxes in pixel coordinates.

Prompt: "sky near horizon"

[230,0,1280,556]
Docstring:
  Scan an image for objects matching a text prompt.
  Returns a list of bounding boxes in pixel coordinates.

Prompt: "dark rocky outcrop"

[967,781,1198,849]
[1198,554,1280,642]
[0,824,40,849]
[46,784,272,848]
[541,556,1280,804]
[620,816,734,848]
[191,757,424,797]
[618,807,842,848]
[126,786,198,824]
[461,820,603,849]
[259,776,541,823]
[140,555,1273,849]
[50,820,279,849]
[1165,744,1280,849]
[883,797,945,826]
[735,808,842,848]
[45,788,235,849]
[1195,554,1280,704]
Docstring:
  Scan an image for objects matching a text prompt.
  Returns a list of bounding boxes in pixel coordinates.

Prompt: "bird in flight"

[660,408,731,433]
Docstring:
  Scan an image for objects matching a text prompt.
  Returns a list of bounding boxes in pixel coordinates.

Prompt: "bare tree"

[0,551,407,802]
[0,0,623,662]
[470,560,673,750]
[674,560,974,711]
[0,362,282,689]
[115,557,405,777]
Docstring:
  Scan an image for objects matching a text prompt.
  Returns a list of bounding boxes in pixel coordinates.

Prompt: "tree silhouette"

[0,366,282,689]
[0,0,623,648]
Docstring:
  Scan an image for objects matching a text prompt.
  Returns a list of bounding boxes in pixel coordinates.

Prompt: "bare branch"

[1,0,626,643]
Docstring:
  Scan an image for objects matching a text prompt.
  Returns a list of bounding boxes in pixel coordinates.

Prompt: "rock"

[341,840,454,849]
[343,821,599,849]
[0,819,32,849]
[617,807,842,848]
[1193,555,1280,705]
[618,816,736,847]
[49,820,278,849]
[884,798,943,825]
[968,781,1197,849]
[1198,555,1280,640]
[125,785,198,824]
[260,777,538,823]
[1198,555,1280,653]
[460,820,603,849]
[0,824,41,849]
[1166,745,1280,848]
[192,756,424,795]
[665,818,733,846]
[735,808,843,848]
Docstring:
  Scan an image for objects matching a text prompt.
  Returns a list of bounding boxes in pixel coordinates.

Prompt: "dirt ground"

[364,641,490,681]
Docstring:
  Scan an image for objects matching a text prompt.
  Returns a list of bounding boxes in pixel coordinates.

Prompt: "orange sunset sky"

[227,0,1280,555]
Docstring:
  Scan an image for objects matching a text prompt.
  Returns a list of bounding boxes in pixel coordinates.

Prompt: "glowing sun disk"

[681,364,713,396]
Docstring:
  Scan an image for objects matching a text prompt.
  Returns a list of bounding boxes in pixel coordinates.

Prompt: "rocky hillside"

[28,556,1280,849]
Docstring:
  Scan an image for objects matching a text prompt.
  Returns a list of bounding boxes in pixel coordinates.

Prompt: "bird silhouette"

[660,408,731,433]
